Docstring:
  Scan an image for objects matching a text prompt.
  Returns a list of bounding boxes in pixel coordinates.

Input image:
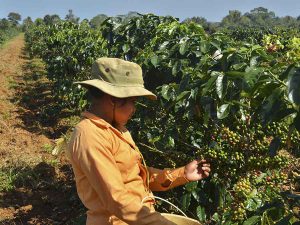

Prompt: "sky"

[1,0,300,22]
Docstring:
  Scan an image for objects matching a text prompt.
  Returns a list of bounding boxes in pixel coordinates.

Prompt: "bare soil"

[0,35,84,224]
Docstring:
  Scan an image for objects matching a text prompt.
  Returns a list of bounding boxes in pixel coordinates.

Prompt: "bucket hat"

[75,57,157,100]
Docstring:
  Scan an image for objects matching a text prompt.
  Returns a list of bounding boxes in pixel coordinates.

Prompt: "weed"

[7,77,18,90]
[1,111,11,120]
[0,168,17,191]
[46,159,59,167]
[42,143,53,153]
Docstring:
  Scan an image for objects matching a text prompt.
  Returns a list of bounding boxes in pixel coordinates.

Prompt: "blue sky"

[1,0,299,22]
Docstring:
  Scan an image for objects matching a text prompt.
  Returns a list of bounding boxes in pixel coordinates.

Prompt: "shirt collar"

[81,111,136,148]
[81,111,110,129]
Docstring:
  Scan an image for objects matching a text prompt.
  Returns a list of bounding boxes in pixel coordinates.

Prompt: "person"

[67,57,211,225]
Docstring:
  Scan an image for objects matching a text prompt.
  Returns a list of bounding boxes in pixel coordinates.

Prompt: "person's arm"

[148,166,189,191]
[70,128,175,225]
[148,160,211,192]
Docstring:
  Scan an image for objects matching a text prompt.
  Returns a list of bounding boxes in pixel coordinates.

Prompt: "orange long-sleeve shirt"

[67,112,188,225]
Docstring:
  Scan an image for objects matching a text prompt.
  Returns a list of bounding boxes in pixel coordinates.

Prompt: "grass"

[42,143,53,153]
[0,168,17,192]
[46,159,60,167]
[0,163,41,192]
[1,111,12,120]
[0,158,59,192]
[7,77,19,90]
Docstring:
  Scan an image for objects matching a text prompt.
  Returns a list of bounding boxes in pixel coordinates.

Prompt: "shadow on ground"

[10,49,79,139]
[0,47,85,224]
[0,161,86,225]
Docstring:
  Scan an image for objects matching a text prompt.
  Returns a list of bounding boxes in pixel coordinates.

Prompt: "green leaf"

[167,136,175,148]
[294,113,300,133]
[279,64,295,80]
[225,71,245,78]
[176,91,190,101]
[275,214,293,225]
[291,218,300,224]
[250,56,259,67]
[200,96,217,120]
[266,207,285,222]
[196,205,206,222]
[287,67,300,105]
[192,190,200,201]
[159,41,169,50]
[260,87,284,123]
[172,61,180,76]
[185,181,198,192]
[202,71,219,94]
[283,193,300,200]
[212,212,220,222]
[245,198,260,211]
[160,85,171,101]
[150,55,159,68]
[181,193,191,212]
[200,41,209,53]
[122,44,130,53]
[179,40,188,55]
[232,62,247,70]
[269,137,281,157]
[216,73,224,99]
[217,104,230,119]
[242,216,260,225]
[179,73,190,91]
[244,66,263,89]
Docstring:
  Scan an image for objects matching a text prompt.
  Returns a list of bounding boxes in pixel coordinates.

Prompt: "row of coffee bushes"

[25,15,300,224]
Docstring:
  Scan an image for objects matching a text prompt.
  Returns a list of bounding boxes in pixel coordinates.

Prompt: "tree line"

[1,7,300,33]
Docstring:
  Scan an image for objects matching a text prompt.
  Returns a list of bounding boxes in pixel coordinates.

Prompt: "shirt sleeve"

[148,166,189,192]
[69,128,176,225]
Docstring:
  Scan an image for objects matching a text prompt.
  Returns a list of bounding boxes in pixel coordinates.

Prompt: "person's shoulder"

[73,118,112,141]
[75,118,94,131]
[75,118,105,133]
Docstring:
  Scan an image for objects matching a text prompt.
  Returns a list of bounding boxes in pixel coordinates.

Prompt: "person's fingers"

[203,171,210,177]
[202,166,211,173]
[198,166,210,173]
[196,159,207,164]
[187,161,197,169]
[201,163,210,167]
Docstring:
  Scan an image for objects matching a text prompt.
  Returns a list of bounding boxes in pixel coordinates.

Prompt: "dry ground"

[0,35,84,225]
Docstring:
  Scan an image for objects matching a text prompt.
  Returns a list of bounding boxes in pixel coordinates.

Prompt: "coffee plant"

[25,14,300,224]
[25,20,107,111]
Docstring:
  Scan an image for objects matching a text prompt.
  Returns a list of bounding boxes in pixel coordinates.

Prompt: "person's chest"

[111,130,142,181]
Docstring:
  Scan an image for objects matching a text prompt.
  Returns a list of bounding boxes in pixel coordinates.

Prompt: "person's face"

[112,97,137,126]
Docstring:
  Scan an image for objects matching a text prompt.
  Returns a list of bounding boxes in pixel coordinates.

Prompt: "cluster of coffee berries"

[220,127,240,146]
[232,203,246,221]
[234,177,252,197]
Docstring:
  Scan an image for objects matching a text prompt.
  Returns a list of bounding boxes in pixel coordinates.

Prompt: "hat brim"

[75,79,157,100]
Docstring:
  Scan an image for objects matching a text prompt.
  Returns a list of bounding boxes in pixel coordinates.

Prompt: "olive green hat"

[75,57,157,100]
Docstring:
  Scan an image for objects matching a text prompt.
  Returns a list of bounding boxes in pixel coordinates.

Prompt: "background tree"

[239,15,252,27]
[183,16,210,31]
[280,16,298,28]
[65,9,80,23]
[121,11,140,23]
[22,16,33,31]
[43,14,61,25]
[7,12,21,26]
[34,18,45,26]
[244,7,276,27]
[220,10,242,27]
[90,14,108,29]
[0,18,10,30]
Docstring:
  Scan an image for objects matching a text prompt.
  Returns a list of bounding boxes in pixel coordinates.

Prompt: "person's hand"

[184,159,211,182]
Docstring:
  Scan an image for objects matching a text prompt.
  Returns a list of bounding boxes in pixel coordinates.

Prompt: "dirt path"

[0,35,51,169]
[0,35,84,224]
